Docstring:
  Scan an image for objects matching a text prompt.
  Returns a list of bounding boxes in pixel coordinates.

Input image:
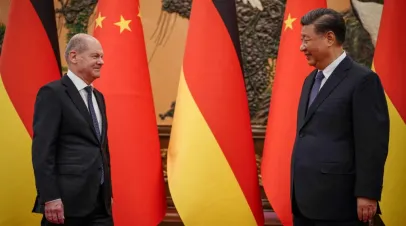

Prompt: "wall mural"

[55,0,97,40]
[0,23,4,55]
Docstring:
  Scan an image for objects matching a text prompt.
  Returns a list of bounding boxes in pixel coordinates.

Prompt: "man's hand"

[357,197,377,223]
[45,199,64,224]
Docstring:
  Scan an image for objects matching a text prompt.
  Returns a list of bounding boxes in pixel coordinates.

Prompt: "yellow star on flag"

[284,13,297,31]
[114,15,132,33]
[95,12,106,28]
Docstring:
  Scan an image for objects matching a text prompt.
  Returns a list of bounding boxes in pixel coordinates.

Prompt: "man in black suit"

[32,33,113,225]
[291,8,389,226]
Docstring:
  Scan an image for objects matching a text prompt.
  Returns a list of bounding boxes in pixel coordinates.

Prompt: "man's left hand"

[357,197,377,223]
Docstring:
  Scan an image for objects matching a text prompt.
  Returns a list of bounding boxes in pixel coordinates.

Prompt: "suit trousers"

[292,198,368,226]
[292,186,368,226]
[293,215,369,226]
[41,186,113,226]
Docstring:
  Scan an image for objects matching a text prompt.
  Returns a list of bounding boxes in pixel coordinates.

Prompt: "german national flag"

[374,0,406,225]
[260,0,326,225]
[167,0,264,225]
[0,0,61,225]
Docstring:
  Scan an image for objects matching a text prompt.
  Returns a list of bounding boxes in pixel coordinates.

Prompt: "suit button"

[299,133,305,138]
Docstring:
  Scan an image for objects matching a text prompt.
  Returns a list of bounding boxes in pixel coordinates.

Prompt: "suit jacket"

[291,56,389,221]
[31,75,112,217]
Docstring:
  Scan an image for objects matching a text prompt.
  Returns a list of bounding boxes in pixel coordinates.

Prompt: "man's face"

[70,39,104,82]
[300,24,330,68]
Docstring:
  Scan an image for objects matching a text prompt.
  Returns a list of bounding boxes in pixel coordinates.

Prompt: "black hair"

[300,8,346,45]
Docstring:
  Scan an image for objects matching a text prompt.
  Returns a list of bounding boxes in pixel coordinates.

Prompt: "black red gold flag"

[167,0,264,225]
[0,0,61,225]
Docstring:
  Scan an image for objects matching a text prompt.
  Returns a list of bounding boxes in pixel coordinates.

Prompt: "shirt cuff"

[45,198,61,204]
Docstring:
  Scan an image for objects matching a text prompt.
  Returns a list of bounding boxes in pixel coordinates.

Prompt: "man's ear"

[69,51,78,64]
[325,31,336,46]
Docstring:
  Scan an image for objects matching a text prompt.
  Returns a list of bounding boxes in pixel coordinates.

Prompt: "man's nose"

[98,58,104,65]
[300,43,306,52]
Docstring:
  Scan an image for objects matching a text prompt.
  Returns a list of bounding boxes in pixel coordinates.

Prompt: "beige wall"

[139,0,189,125]
[328,0,351,11]
[54,0,69,68]
[0,0,10,25]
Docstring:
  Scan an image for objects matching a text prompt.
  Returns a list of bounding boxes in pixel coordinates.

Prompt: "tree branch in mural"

[238,0,264,11]
[342,8,375,68]
[161,0,192,19]
[55,0,98,42]
[0,23,5,55]
[159,101,176,120]
[148,11,179,63]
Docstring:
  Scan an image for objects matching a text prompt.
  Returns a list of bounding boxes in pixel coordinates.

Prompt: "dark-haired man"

[291,8,389,226]
[32,33,113,226]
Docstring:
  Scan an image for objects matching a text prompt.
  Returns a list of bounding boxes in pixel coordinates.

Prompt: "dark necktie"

[308,71,325,108]
[84,86,104,185]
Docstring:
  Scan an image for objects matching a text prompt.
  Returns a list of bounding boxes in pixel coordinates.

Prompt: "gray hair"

[64,33,93,64]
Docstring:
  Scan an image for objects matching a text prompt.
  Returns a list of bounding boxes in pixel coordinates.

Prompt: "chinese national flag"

[93,1,167,225]
[260,0,326,225]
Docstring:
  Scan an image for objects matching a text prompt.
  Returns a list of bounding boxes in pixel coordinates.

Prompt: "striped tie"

[84,86,104,185]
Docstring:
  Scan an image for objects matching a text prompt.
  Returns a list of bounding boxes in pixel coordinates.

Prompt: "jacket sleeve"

[352,72,390,200]
[101,92,113,198]
[106,139,113,198]
[32,85,61,203]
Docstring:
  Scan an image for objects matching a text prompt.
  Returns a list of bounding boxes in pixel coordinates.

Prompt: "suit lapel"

[62,75,100,143]
[94,89,107,145]
[298,70,317,128]
[299,56,353,130]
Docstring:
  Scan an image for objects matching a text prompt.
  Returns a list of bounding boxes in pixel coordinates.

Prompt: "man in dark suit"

[32,33,113,225]
[291,8,389,226]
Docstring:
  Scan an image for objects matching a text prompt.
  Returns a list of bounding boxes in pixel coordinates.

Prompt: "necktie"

[308,71,325,108]
[84,86,104,185]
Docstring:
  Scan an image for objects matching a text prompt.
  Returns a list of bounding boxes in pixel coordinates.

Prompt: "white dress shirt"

[318,51,347,90]
[67,70,102,134]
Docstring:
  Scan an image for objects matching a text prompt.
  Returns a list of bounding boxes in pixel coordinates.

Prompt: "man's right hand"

[45,199,65,224]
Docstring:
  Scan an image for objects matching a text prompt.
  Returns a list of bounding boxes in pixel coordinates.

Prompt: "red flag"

[93,1,166,225]
[261,1,326,225]
[0,0,60,224]
[373,0,406,224]
[1,0,61,136]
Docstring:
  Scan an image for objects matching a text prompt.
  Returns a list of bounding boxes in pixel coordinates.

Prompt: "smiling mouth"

[305,54,312,59]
